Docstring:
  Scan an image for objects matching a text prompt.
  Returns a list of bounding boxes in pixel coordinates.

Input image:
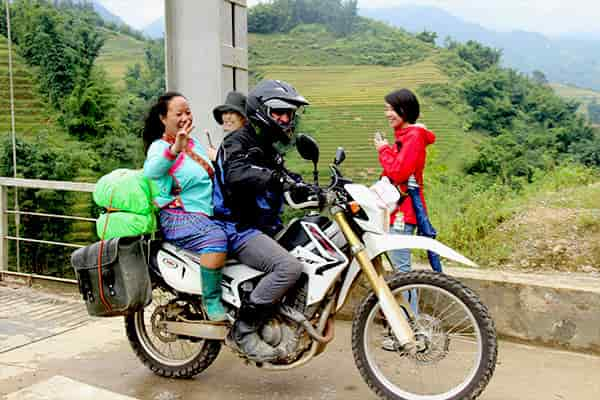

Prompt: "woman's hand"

[207,145,217,161]
[171,119,194,154]
[374,133,389,151]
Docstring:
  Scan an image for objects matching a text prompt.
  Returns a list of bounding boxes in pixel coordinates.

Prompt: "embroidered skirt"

[159,209,227,255]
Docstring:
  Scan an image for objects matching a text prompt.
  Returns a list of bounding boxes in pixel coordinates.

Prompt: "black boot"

[226,301,283,363]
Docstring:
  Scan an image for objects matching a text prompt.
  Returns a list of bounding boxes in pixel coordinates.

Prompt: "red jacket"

[378,125,436,225]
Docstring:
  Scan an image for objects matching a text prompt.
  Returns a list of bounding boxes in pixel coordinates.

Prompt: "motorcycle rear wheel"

[125,286,222,378]
[352,271,497,400]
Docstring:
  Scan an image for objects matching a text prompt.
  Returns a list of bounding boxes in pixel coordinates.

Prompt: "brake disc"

[409,314,450,365]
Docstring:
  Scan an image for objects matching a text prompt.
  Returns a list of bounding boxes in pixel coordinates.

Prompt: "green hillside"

[252,59,474,183]
[96,30,146,87]
[0,37,60,144]
[249,20,434,68]
[551,83,600,126]
[0,37,98,247]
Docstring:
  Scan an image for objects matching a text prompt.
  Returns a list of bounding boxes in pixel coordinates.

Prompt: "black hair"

[142,91,185,154]
[384,89,420,124]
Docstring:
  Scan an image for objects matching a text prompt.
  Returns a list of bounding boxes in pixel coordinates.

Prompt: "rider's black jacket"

[213,123,290,236]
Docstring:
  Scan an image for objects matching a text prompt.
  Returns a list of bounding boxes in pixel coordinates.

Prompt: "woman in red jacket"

[374,89,435,350]
[374,88,436,273]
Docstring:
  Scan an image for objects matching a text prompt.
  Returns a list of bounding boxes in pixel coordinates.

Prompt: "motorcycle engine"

[260,317,310,362]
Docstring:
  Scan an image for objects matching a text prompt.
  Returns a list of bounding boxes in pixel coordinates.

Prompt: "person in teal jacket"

[143,92,230,321]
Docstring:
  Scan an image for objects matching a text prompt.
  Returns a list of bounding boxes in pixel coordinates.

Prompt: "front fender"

[363,232,477,267]
[334,232,477,313]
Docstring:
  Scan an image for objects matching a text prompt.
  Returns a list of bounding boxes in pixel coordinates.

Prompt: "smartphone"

[374,131,384,141]
[205,129,214,148]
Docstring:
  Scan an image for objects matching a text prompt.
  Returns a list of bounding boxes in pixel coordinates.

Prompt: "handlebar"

[284,164,350,211]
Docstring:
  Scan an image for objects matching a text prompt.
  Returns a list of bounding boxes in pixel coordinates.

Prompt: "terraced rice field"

[96,30,146,87]
[256,59,472,183]
[0,37,59,144]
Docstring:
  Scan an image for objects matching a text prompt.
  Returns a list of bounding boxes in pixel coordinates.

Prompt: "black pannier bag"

[71,237,152,317]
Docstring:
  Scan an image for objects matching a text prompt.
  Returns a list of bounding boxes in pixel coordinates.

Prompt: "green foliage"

[434,51,476,79]
[446,39,502,71]
[0,136,89,275]
[421,58,600,186]
[250,19,432,67]
[531,70,548,85]
[416,30,437,44]
[248,3,288,34]
[59,67,120,140]
[588,100,600,124]
[9,0,105,107]
[0,0,6,37]
[94,133,144,176]
[429,163,598,264]
[248,0,358,36]
[120,39,166,136]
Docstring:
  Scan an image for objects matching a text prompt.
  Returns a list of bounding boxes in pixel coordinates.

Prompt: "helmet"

[247,80,309,144]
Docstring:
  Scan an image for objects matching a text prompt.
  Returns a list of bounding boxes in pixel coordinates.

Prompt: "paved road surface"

[1,315,599,400]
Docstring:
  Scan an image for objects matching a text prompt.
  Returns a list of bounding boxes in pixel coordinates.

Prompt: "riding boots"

[200,267,227,322]
[226,301,283,362]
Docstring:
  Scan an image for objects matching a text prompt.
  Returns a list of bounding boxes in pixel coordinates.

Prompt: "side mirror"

[334,147,346,166]
[296,134,320,185]
[296,134,320,164]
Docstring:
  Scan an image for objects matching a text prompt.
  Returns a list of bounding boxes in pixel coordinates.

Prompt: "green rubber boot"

[200,267,227,322]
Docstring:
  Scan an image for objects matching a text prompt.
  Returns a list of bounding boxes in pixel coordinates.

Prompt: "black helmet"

[247,80,309,144]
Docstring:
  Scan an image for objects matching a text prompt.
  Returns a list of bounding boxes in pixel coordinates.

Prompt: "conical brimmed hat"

[213,91,247,124]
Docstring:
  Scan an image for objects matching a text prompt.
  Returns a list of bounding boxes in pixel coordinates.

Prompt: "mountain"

[143,17,165,39]
[91,0,125,26]
[360,5,600,91]
[59,0,125,26]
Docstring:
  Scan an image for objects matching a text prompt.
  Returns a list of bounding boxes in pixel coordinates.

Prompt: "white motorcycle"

[125,135,497,400]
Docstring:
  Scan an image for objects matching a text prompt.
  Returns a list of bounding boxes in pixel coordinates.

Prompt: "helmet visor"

[264,98,299,111]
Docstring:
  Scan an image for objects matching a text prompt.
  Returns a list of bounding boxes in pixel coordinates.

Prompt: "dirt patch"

[491,206,600,273]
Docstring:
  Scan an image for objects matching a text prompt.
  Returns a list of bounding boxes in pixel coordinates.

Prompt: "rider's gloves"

[288,182,320,205]
[270,170,299,192]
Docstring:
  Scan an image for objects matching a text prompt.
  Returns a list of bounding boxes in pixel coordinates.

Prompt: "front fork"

[332,210,417,349]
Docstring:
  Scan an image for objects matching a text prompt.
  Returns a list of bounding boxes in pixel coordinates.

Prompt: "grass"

[433,165,600,270]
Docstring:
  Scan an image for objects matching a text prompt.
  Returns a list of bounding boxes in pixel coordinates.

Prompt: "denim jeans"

[388,223,417,272]
[388,223,418,313]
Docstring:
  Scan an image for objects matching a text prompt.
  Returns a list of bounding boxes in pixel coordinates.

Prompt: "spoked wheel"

[352,271,497,400]
[125,286,222,378]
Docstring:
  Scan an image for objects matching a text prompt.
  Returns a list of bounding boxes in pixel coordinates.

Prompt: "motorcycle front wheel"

[352,271,497,400]
[125,286,222,378]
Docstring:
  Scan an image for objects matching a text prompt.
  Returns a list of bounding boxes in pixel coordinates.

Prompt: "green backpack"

[93,169,159,240]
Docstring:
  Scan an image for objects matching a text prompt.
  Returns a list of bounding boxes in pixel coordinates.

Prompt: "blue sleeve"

[143,140,177,179]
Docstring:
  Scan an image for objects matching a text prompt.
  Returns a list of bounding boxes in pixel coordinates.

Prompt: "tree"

[60,68,120,140]
[453,40,502,71]
[121,39,166,136]
[0,0,7,37]
[531,70,548,85]
[416,30,437,44]
[9,0,106,107]
[0,137,87,276]
[247,0,358,36]
[588,100,600,124]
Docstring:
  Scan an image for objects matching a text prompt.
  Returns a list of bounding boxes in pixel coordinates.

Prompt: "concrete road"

[1,317,599,400]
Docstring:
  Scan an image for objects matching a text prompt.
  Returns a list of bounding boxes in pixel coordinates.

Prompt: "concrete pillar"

[164,0,248,147]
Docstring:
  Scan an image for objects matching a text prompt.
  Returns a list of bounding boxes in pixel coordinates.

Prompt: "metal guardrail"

[0,177,96,283]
